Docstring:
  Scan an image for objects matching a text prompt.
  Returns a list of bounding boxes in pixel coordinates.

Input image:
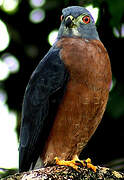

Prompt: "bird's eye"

[60,15,64,21]
[82,15,90,24]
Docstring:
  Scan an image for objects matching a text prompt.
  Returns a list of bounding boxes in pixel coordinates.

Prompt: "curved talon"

[75,160,84,167]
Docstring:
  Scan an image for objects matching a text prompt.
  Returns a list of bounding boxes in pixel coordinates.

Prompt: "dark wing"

[19,46,69,172]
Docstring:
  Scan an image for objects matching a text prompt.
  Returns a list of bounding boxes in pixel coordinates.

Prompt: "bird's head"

[57,6,99,40]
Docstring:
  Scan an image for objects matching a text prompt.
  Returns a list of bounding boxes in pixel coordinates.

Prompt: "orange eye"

[60,15,64,21]
[82,15,90,24]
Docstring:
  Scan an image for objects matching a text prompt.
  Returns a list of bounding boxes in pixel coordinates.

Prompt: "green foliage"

[107,82,124,119]
[0,168,17,178]
[106,0,124,27]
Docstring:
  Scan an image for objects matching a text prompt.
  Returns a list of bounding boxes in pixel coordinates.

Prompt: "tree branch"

[2,165,124,180]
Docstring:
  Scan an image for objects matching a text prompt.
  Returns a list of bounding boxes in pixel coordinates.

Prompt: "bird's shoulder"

[24,46,68,106]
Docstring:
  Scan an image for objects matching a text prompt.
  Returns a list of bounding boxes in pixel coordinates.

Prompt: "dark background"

[0,0,124,177]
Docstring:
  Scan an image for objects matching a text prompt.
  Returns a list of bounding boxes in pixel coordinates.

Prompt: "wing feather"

[19,46,69,172]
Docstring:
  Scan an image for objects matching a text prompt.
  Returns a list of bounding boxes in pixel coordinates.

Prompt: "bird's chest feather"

[54,37,112,145]
[56,37,112,128]
[57,37,111,91]
[41,38,111,163]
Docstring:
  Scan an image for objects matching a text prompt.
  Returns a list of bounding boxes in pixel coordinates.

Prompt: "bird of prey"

[19,6,112,172]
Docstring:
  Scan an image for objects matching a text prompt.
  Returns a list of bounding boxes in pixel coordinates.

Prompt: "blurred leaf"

[106,0,124,27]
[104,158,124,171]
[107,82,124,119]
[0,168,17,178]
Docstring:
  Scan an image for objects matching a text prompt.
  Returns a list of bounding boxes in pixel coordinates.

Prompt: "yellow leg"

[55,157,79,170]
[55,156,96,172]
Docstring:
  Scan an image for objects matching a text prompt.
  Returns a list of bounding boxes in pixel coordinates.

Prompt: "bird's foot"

[55,156,96,172]
[76,158,97,172]
[55,157,80,171]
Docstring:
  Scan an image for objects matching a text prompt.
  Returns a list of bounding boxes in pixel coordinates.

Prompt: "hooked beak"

[65,16,74,28]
